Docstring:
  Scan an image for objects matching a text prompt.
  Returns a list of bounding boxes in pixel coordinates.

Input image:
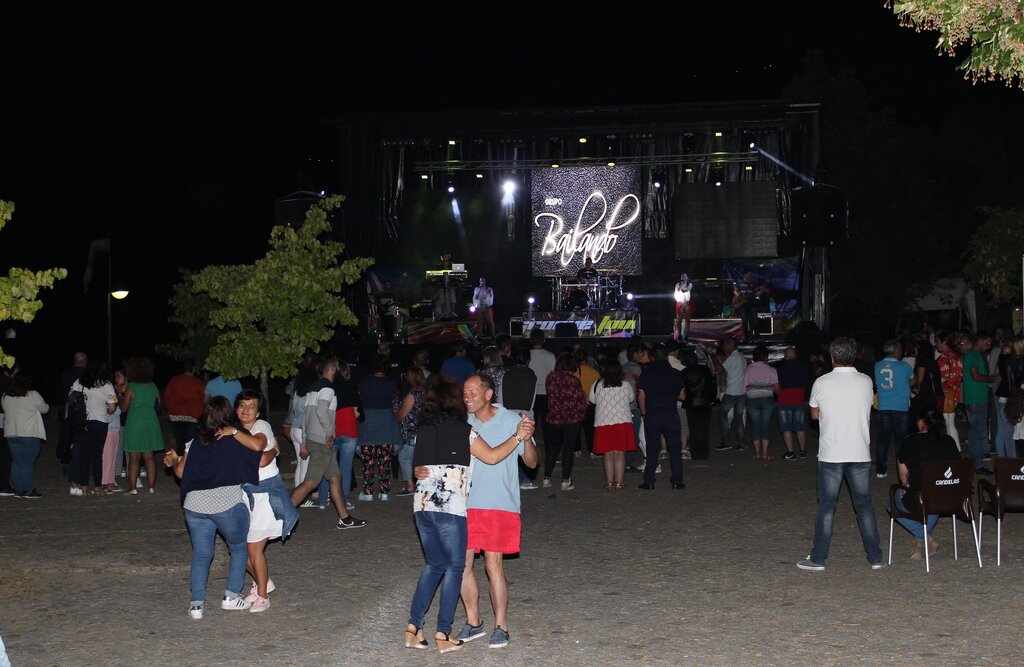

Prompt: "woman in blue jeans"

[1,373,48,498]
[164,397,263,619]
[742,346,779,461]
[405,376,534,654]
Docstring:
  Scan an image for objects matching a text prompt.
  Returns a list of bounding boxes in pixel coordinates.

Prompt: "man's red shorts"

[466,509,521,554]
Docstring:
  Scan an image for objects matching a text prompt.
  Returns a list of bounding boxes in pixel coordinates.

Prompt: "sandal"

[614,482,624,490]
[435,632,464,654]
[405,625,428,649]
[604,482,614,490]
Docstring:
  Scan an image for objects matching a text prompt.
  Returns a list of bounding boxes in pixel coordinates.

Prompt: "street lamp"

[107,284,129,371]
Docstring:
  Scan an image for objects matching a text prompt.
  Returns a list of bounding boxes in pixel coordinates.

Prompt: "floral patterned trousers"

[360,444,393,495]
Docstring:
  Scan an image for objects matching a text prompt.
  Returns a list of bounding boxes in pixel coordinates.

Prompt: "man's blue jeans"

[810,461,883,565]
[966,402,989,469]
[875,410,908,476]
[318,435,359,506]
[888,490,939,541]
[184,503,250,603]
[409,511,467,635]
[995,398,1015,458]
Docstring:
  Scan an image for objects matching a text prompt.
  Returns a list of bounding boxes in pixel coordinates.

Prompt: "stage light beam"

[502,180,516,195]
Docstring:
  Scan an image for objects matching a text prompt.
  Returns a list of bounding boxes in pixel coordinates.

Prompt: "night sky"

[2,3,1021,385]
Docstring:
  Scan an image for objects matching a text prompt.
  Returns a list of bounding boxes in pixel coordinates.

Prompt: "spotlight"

[715,181,722,187]
[551,163,560,169]
[625,292,634,301]
[469,305,477,314]
[653,181,661,189]
[447,184,456,194]
[475,173,484,179]
[684,167,693,173]
[607,161,616,167]
[319,190,325,196]
[744,165,753,171]
[448,139,456,145]
[527,295,536,305]
[578,137,588,144]
[749,142,756,149]
[502,180,516,195]
[714,131,723,137]
[420,174,429,180]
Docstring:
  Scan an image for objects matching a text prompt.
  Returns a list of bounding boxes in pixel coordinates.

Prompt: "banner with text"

[531,166,642,277]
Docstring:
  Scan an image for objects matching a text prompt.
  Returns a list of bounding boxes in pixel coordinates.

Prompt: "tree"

[191,195,373,405]
[155,269,220,368]
[0,200,66,367]
[891,1,1024,88]
[963,206,1024,304]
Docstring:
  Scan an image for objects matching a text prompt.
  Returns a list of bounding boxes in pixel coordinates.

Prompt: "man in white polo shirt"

[797,337,885,571]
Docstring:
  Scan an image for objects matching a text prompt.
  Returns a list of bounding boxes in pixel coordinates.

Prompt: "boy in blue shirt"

[873,339,913,478]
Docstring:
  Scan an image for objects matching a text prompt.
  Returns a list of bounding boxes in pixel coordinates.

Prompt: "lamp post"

[106,250,128,370]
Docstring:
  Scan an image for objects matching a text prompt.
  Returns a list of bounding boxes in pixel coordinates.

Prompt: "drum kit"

[554,270,625,311]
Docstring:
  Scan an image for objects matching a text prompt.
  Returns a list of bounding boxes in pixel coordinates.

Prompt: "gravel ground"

[2,414,1023,667]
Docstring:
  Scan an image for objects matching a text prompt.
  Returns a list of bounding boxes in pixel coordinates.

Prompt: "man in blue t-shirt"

[440,342,476,385]
[204,375,242,405]
[459,374,537,649]
[873,339,913,478]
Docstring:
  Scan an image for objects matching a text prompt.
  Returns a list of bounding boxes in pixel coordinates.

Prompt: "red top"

[335,405,359,438]
[164,373,206,418]
[545,371,586,424]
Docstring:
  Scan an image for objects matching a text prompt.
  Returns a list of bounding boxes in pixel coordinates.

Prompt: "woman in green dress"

[118,357,165,495]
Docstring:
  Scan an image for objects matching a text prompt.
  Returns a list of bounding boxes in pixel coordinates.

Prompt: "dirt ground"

[2,412,1023,667]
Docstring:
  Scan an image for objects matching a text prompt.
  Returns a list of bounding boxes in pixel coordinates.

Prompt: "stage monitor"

[673,182,778,259]
[531,166,642,277]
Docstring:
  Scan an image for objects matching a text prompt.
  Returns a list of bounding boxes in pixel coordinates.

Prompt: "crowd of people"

[2,324,1024,647]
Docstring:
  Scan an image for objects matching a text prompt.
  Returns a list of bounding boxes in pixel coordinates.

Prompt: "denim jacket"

[242,474,299,539]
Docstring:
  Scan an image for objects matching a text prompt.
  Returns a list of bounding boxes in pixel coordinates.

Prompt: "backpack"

[68,389,88,429]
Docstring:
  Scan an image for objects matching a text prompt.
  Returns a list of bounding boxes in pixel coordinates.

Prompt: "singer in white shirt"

[473,277,496,338]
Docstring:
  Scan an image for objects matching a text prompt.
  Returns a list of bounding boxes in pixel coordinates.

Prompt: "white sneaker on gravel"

[189,603,204,620]
[560,479,575,491]
[221,595,252,611]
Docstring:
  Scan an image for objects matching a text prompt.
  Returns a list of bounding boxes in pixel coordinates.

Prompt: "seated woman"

[890,407,961,560]
[404,376,534,654]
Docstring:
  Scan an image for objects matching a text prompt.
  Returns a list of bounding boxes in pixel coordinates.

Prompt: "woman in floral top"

[543,353,587,491]
[935,332,963,449]
[405,376,533,654]
[395,366,425,497]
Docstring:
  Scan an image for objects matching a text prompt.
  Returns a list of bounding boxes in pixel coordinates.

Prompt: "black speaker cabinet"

[509,318,524,336]
[554,322,578,338]
[790,186,847,247]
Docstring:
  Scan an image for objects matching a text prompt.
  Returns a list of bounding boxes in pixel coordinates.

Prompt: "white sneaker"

[560,479,575,491]
[519,481,537,490]
[681,450,692,460]
[69,487,84,496]
[655,464,662,474]
[140,469,147,478]
[188,602,204,620]
[136,478,144,488]
[221,595,252,611]
[542,478,552,488]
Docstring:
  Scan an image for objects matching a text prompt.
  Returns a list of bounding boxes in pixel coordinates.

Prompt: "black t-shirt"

[638,360,685,415]
[898,432,961,491]
[776,359,811,391]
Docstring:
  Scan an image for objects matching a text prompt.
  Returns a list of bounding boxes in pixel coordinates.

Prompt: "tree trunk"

[260,366,270,414]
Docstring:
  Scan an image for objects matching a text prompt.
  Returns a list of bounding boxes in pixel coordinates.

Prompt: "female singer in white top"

[674,273,692,341]
[472,277,496,339]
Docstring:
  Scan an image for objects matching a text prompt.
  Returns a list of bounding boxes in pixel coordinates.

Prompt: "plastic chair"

[888,459,981,572]
[978,457,1024,566]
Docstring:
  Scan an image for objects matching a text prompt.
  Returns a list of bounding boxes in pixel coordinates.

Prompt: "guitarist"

[732,269,757,340]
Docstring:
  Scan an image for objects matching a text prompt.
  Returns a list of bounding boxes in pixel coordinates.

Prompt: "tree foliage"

[891,0,1024,88]
[155,269,220,368]
[0,200,67,367]
[192,195,372,388]
[963,206,1024,304]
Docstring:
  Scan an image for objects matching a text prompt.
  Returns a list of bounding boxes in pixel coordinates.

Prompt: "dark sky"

[1,2,1020,376]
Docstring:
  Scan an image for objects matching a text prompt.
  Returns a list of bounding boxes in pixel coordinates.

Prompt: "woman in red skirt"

[589,360,638,489]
